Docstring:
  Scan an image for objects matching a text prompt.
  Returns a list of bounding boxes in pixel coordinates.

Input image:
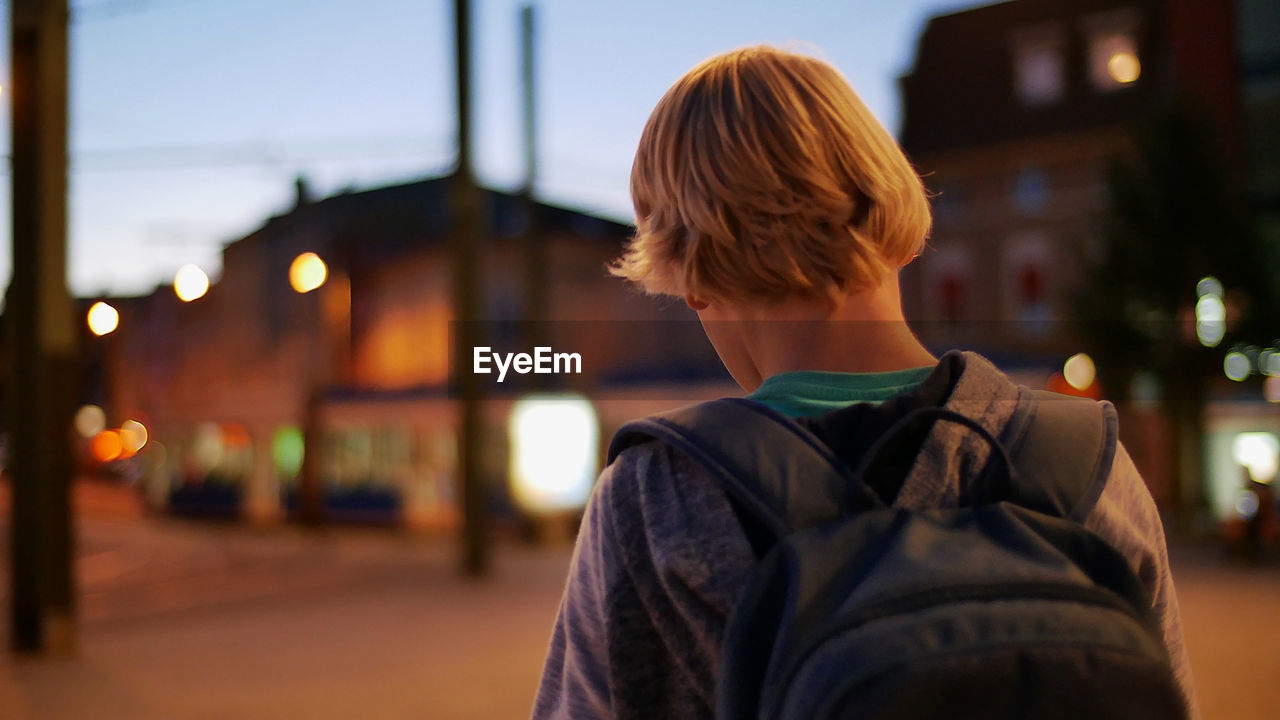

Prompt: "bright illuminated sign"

[508,394,598,513]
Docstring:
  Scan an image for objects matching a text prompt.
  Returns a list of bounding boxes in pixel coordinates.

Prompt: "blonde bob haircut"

[612,46,931,306]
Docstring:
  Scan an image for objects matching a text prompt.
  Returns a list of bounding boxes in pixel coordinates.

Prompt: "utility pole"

[298,386,325,527]
[7,0,75,654]
[521,4,550,369]
[452,0,489,576]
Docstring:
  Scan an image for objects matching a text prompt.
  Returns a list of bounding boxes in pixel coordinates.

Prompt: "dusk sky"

[0,0,989,298]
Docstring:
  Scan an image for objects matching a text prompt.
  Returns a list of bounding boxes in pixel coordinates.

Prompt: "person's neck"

[738,279,936,382]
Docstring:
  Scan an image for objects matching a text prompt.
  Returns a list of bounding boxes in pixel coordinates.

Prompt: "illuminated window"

[929,248,972,323]
[1235,433,1279,485]
[1002,233,1053,334]
[1090,33,1140,89]
[1013,41,1065,106]
[509,395,598,513]
[1082,9,1142,92]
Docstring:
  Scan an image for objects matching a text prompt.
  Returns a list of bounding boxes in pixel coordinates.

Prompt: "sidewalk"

[1,511,1278,719]
[1,515,571,719]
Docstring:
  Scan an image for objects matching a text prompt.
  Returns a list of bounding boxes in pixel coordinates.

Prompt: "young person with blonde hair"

[533,46,1195,720]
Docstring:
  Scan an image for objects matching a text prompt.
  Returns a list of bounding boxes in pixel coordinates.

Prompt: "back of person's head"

[613,46,930,307]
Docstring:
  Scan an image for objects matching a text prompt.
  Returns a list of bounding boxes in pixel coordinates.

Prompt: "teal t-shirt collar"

[746,365,936,418]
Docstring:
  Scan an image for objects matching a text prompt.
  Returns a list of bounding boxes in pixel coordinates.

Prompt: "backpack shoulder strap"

[1000,387,1119,523]
[606,398,860,541]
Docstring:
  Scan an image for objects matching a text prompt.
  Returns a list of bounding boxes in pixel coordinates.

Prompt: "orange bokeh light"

[289,252,328,293]
[1047,371,1102,400]
[221,423,251,447]
[91,429,124,463]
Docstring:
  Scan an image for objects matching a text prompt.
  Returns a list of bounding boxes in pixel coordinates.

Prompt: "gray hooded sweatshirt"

[532,352,1197,719]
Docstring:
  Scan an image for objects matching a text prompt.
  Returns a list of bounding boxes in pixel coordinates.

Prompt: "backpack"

[606,390,1185,720]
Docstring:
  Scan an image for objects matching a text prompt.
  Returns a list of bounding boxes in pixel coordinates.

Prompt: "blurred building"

[94,176,729,528]
[900,0,1240,356]
[898,0,1279,517]
[1237,0,1280,225]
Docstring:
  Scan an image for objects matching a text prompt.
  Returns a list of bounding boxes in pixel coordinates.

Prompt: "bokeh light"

[1224,351,1251,381]
[91,429,123,463]
[1196,276,1223,298]
[1063,353,1096,391]
[121,419,149,454]
[1265,376,1280,404]
[1236,489,1259,519]
[1260,349,1280,377]
[74,404,106,439]
[289,252,328,293]
[1107,51,1140,84]
[272,426,306,480]
[1195,292,1225,320]
[1195,293,1225,347]
[1233,432,1279,484]
[508,395,597,513]
[192,422,225,474]
[87,301,119,336]
[174,264,210,302]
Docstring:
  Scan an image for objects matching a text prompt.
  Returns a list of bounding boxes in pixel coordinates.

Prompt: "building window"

[1089,32,1140,89]
[1014,43,1065,106]
[1003,233,1053,335]
[927,247,972,324]
[1011,24,1066,106]
[1013,167,1049,214]
[939,272,967,322]
[1082,9,1142,91]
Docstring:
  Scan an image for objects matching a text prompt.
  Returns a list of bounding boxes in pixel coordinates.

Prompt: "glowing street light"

[87,301,119,336]
[1063,353,1097,391]
[1195,276,1226,347]
[120,419,149,455]
[1196,276,1223,298]
[174,264,209,302]
[1224,351,1251,382]
[74,405,106,439]
[289,252,328,293]
[1107,51,1141,84]
[90,429,123,463]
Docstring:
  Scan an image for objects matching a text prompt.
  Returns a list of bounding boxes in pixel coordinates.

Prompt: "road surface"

[0,496,1276,718]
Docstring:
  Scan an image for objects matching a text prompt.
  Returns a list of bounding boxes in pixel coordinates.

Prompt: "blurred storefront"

[88,176,732,530]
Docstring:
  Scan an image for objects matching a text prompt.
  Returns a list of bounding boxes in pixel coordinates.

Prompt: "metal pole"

[298,384,325,526]
[7,0,75,654]
[521,5,549,363]
[521,5,537,196]
[453,0,488,576]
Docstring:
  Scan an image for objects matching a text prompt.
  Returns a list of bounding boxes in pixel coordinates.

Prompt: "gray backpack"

[607,391,1185,719]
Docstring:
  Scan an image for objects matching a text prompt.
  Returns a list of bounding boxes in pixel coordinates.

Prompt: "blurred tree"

[1074,101,1280,528]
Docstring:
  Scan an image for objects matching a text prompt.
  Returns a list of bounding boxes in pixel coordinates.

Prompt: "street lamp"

[290,251,329,526]
[87,301,119,336]
[1107,51,1140,84]
[174,264,209,302]
[289,252,327,293]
